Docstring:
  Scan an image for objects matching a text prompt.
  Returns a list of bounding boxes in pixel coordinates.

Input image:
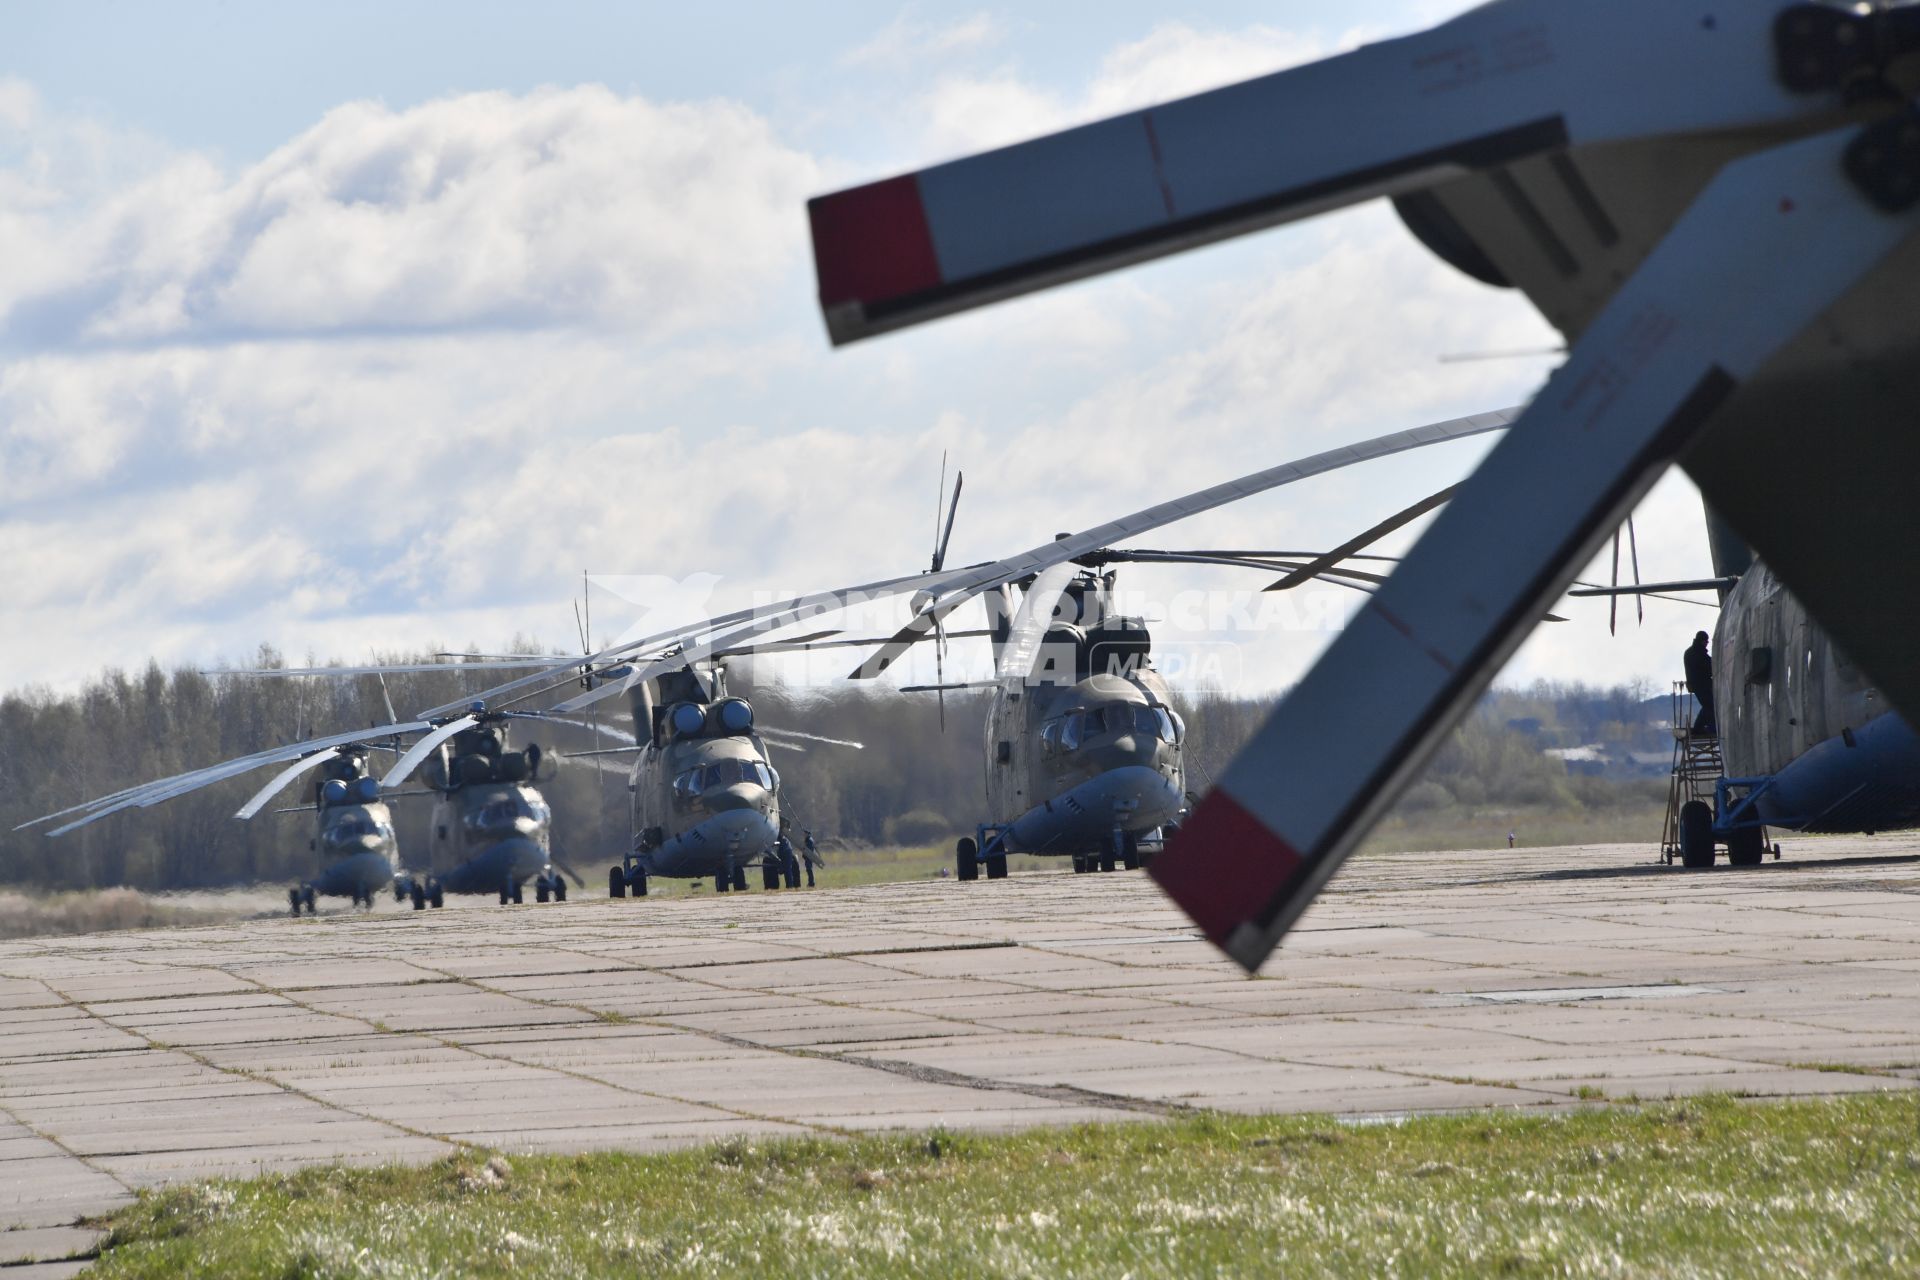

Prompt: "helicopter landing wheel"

[1072,855,1090,874]
[715,873,731,893]
[393,877,409,904]
[289,888,302,917]
[499,884,511,905]
[553,877,566,903]
[985,851,1008,880]
[632,870,649,897]
[536,877,550,904]
[956,836,979,882]
[410,881,426,911]
[1121,832,1141,871]
[762,862,781,891]
[1727,824,1765,867]
[731,866,748,892]
[1678,801,1715,869]
[301,887,316,915]
[609,866,626,899]
[511,882,523,905]
[428,880,443,909]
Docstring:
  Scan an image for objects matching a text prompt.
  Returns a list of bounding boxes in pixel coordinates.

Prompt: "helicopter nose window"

[323,812,393,845]
[676,759,775,800]
[464,795,543,837]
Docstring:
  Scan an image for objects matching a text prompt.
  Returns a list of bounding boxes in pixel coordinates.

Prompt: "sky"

[0,1,1720,702]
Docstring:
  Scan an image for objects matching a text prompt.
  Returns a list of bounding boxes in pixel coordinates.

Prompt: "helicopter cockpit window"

[322,812,392,845]
[1040,721,1062,755]
[463,794,543,837]
[1153,706,1178,744]
[1059,713,1083,751]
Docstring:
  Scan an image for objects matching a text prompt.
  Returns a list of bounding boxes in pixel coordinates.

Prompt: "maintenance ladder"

[1661,681,1723,864]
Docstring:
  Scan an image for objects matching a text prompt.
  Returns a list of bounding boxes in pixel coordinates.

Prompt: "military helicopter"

[385,707,580,908]
[806,0,1920,969]
[408,412,1509,900]
[1571,513,1920,868]
[296,629,875,899]
[603,662,800,897]
[835,417,1527,881]
[286,748,400,914]
[19,717,439,912]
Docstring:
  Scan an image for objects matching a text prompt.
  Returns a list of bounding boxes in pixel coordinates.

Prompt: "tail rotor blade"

[935,472,964,573]
[935,616,949,732]
[1627,516,1644,627]
[1609,528,1622,636]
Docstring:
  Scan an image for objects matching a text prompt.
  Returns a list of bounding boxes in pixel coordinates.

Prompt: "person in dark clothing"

[1684,630,1716,735]
[802,830,821,887]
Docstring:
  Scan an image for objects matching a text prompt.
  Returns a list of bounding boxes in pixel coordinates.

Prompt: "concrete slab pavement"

[5,834,1920,1262]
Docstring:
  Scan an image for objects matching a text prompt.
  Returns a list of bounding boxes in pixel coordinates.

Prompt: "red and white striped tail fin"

[808,0,1802,346]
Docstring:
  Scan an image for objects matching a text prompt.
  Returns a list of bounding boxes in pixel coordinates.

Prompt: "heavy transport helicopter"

[419,412,1513,894]
[1572,518,1920,868]
[839,420,1532,882]
[288,748,400,914]
[18,717,440,912]
[604,663,802,898]
[388,709,579,908]
[229,624,878,901]
[20,698,582,911]
[962,576,1186,879]
[805,0,1920,969]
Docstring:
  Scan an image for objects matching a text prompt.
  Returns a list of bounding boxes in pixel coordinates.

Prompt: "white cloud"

[0,23,1716,703]
[918,20,1381,156]
[0,85,820,348]
[842,12,1004,70]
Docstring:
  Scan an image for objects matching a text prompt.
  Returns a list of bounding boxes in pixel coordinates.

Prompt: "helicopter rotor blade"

[806,3,1811,346]
[846,599,969,680]
[34,718,436,836]
[1264,485,1456,592]
[759,727,865,750]
[997,563,1079,682]
[234,748,343,820]
[1155,120,1920,971]
[847,409,1518,681]
[379,716,478,789]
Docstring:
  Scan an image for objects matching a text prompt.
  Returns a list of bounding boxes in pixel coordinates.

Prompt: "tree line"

[0,649,1664,891]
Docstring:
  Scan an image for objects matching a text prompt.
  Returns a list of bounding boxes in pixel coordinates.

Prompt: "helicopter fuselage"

[1716,562,1920,836]
[985,668,1185,857]
[425,780,555,895]
[631,731,781,879]
[303,799,399,900]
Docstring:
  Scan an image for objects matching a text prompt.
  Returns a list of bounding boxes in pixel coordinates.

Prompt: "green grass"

[1360,801,1666,855]
[87,1094,1920,1279]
